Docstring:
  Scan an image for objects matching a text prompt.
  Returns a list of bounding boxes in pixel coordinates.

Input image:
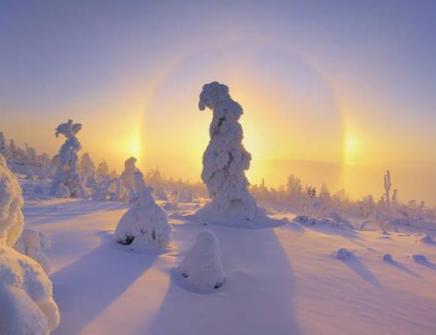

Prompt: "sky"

[1,1,435,203]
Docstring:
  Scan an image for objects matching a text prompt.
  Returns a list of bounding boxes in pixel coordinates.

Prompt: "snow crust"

[176,230,224,292]
[115,171,171,250]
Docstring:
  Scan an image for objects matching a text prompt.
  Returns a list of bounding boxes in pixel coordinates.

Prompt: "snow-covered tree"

[96,160,110,178]
[0,154,24,247]
[120,157,138,201]
[195,82,270,226]
[384,169,392,210]
[176,230,224,291]
[79,152,96,187]
[0,153,59,334]
[115,171,171,250]
[50,120,84,198]
[0,132,9,159]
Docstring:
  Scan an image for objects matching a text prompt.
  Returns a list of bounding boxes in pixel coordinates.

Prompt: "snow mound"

[412,254,429,264]
[294,215,354,230]
[0,154,24,247]
[335,248,353,260]
[115,171,171,250]
[0,284,48,335]
[195,82,280,228]
[0,246,60,333]
[382,253,394,262]
[15,229,52,273]
[417,234,435,245]
[176,230,225,292]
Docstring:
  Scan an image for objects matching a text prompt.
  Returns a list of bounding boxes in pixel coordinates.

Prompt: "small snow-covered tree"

[176,230,224,291]
[79,152,96,187]
[0,153,60,333]
[115,171,171,250]
[50,120,84,198]
[195,82,271,226]
[96,160,110,178]
[384,169,392,210]
[120,157,138,201]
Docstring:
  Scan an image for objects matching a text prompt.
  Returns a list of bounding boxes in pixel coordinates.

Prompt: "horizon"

[1,1,435,204]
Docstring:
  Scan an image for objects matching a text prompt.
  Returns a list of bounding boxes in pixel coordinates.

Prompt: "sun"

[128,136,142,160]
[344,134,358,164]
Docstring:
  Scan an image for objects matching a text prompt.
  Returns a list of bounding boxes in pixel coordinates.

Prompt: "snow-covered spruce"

[115,171,171,250]
[15,229,52,273]
[120,156,138,202]
[50,120,85,198]
[0,154,24,247]
[176,230,225,292]
[195,82,278,227]
[0,153,59,334]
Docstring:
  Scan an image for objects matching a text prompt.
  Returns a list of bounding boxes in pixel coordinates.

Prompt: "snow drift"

[115,171,171,250]
[176,230,225,292]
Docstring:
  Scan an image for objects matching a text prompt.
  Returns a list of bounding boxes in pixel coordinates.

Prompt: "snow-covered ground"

[23,198,436,335]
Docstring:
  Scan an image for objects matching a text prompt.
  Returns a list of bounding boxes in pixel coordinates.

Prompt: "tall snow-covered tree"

[195,82,271,226]
[0,153,60,333]
[50,120,84,198]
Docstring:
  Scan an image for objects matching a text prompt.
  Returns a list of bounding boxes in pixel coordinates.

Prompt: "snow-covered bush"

[15,229,52,273]
[176,230,224,292]
[115,171,171,250]
[195,82,270,226]
[293,215,354,230]
[0,153,59,334]
[50,120,85,198]
[335,248,353,260]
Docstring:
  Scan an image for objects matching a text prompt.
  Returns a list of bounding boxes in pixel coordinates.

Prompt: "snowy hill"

[22,198,436,335]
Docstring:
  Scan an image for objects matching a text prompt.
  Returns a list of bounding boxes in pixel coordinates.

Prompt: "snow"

[176,230,224,292]
[16,196,436,335]
[0,153,24,247]
[0,284,48,335]
[0,154,60,334]
[115,171,171,250]
[15,229,52,273]
[0,246,60,333]
[195,82,281,227]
